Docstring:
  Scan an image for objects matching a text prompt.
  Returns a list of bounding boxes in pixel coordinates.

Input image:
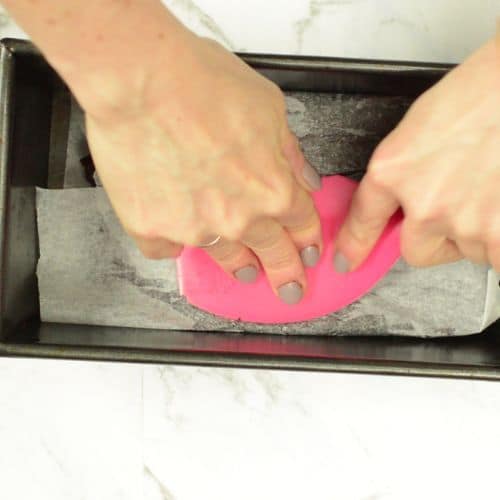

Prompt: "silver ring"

[198,235,222,248]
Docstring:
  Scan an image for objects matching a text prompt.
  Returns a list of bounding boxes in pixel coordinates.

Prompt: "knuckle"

[399,230,426,267]
[367,137,404,191]
[140,247,164,260]
[210,244,237,263]
[183,225,209,247]
[351,205,382,231]
[453,214,486,243]
[244,222,283,254]
[409,202,441,226]
[220,208,249,241]
[266,247,297,271]
[246,229,275,251]
[454,227,479,243]
[347,224,372,250]
[197,187,248,241]
[485,223,500,248]
[225,219,248,241]
[346,210,383,248]
[293,209,320,236]
[370,140,388,163]
[367,163,390,192]
[491,235,500,251]
[368,144,392,186]
[401,247,425,267]
[128,225,160,242]
[125,213,170,243]
[267,175,296,216]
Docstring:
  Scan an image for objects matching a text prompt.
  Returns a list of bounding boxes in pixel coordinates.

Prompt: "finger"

[487,242,500,272]
[401,220,462,267]
[203,238,260,283]
[277,186,323,268]
[334,174,400,273]
[455,240,488,264]
[242,218,306,304]
[136,238,183,260]
[282,129,322,192]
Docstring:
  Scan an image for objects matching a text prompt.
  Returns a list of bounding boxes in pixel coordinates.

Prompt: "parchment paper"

[37,90,499,336]
[36,186,499,337]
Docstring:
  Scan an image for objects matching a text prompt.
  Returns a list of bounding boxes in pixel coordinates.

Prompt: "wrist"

[47,3,195,121]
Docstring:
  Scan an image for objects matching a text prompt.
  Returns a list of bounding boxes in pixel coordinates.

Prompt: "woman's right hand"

[83,34,323,304]
[334,35,500,273]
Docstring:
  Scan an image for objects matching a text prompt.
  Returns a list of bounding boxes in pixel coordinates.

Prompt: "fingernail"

[234,265,258,283]
[278,281,303,305]
[300,245,320,267]
[334,251,350,274]
[302,161,322,191]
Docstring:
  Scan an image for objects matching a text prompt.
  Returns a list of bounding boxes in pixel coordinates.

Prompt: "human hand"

[334,36,500,273]
[84,35,322,304]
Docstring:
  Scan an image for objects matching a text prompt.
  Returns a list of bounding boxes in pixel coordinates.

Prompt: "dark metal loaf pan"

[1,38,499,379]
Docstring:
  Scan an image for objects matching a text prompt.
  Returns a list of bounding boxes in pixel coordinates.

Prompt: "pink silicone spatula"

[177,175,402,324]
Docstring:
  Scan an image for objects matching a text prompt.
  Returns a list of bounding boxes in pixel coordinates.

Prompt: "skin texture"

[3,0,323,302]
[335,35,500,273]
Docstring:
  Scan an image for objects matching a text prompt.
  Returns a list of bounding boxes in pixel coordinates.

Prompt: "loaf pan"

[1,38,499,380]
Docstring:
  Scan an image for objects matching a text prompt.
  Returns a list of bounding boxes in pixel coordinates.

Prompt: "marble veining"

[294,0,361,52]
[144,466,177,500]
[164,0,234,48]
[141,365,500,500]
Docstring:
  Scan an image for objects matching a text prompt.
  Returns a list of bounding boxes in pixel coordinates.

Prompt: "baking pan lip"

[237,51,453,74]
[2,341,500,382]
[0,40,15,337]
[3,320,500,381]
[0,38,40,57]
[1,36,453,73]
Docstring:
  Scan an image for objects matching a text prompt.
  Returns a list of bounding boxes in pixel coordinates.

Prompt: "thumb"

[334,173,399,273]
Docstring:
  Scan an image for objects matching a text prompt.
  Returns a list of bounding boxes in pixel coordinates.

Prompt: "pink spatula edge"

[177,175,402,324]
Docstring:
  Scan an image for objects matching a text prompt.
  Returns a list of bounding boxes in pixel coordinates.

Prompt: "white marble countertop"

[2,358,500,500]
[1,1,500,499]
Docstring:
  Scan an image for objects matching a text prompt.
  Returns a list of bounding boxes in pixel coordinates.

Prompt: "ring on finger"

[198,235,222,248]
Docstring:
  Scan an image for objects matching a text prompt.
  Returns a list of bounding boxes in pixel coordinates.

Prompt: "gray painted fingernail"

[334,251,350,273]
[303,161,322,191]
[300,245,320,267]
[234,265,258,283]
[278,281,303,305]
